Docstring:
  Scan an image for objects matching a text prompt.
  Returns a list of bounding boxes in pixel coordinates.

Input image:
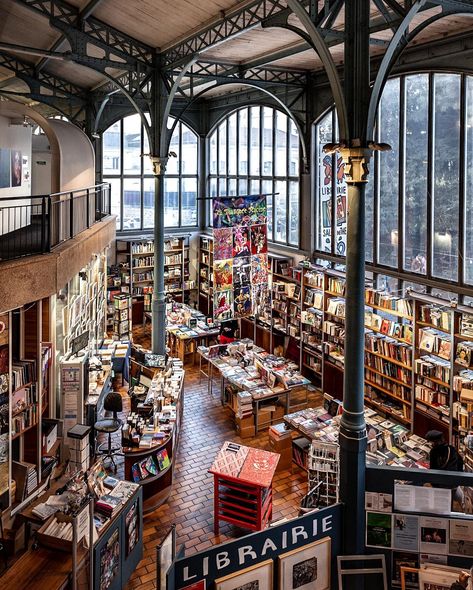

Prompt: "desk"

[209,441,279,534]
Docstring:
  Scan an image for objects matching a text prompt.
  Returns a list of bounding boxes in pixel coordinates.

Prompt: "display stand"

[209,442,279,534]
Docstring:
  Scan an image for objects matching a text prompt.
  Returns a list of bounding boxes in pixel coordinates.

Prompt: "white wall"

[32,133,52,196]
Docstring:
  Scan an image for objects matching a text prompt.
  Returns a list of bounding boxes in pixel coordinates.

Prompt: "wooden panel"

[42,297,50,342]
[0,0,59,50]
[23,302,39,361]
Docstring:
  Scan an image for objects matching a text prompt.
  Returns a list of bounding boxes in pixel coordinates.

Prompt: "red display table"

[209,441,279,534]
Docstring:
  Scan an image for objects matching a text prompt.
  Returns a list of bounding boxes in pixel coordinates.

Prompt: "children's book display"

[212,195,269,321]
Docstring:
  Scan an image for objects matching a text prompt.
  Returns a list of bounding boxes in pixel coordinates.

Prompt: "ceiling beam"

[35,0,106,73]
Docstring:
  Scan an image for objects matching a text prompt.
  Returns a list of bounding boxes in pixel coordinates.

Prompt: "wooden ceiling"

[0,0,472,101]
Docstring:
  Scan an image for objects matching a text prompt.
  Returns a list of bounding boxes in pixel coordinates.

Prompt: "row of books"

[326,277,345,295]
[365,372,411,401]
[415,383,449,409]
[304,289,323,309]
[304,271,324,289]
[326,298,345,318]
[365,289,413,316]
[164,254,182,265]
[131,449,171,482]
[133,256,154,268]
[301,309,323,328]
[418,328,451,360]
[419,303,452,331]
[133,271,154,282]
[323,320,345,340]
[365,312,413,343]
[415,355,451,383]
[365,386,412,420]
[365,356,412,385]
[12,358,37,390]
[131,241,154,254]
[365,332,412,366]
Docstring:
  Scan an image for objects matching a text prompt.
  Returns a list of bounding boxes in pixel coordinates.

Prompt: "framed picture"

[215,559,273,590]
[157,524,176,590]
[278,537,331,590]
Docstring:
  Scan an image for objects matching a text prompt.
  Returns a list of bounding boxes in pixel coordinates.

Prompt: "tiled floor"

[124,328,320,590]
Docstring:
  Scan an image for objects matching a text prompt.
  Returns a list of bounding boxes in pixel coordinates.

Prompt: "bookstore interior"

[3,2,473,589]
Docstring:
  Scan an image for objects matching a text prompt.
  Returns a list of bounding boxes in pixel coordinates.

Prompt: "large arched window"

[102,114,199,231]
[314,72,473,287]
[207,106,300,247]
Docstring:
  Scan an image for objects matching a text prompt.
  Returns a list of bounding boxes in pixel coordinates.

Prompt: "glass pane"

[316,112,333,253]
[143,177,154,229]
[404,74,428,274]
[250,179,260,195]
[109,177,121,229]
[103,121,121,175]
[250,107,260,176]
[181,177,197,226]
[262,180,273,239]
[262,107,273,176]
[365,175,374,262]
[239,109,248,175]
[143,129,153,175]
[218,122,227,175]
[432,73,460,281]
[289,181,299,246]
[123,114,142,174]
[167,122,180,175]
[378,78,400,267]
[238,178,248,196]
[209,178,217,226]
[228,113,237,176]
[376,274,399,294]
[465,76,473,283]
[122,178,141,230]
[228,178,237,196]
[275,110,287,176]
[289,119,299,177]
[209,131,217,174]
[335,152,347,256]
[275,180,287,242]
[219,177,227,196]
[181,122,198,175]
[164,177,179,227]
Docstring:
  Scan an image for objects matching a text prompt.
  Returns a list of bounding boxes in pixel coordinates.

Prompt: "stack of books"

[95,494,122,518]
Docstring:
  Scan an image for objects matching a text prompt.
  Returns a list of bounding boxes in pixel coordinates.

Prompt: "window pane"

[228,178,237,196]
[109,177,121,229]
[250,179,260,195]
[181,122,198,175]
[209,131,217,174]
[239,109,248,175]
[432,74,460,281]
[228,113,237,175]
[335,152,347,256]
[275,111,287,176]
[103,121,120,175]
[250,107,260,175]
[143,130,153,175]
[218,122,227,175]
[238,178,248,196]
[181,177,197,226]
[378,77,400,267]
[289,119,299,176]
[275,180,287,242]
[123,114,141,174]
[316,112,333,253]
[164,177,179,227]
[404,74,428,274]
[219,177,227,196]
[465,77,473,283]
[209,178,217,226]
[143,177,154,229]
[123,178,141,230]
[167,123,180,175]
[262,180,273,239]
[262,107,273,176]
[289,181,299,246]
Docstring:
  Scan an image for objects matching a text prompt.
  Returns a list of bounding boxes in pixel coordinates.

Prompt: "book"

[145,455,158,475]
[156,449,171,471]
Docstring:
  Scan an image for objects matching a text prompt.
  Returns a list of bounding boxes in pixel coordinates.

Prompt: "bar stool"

[94,391,123,472]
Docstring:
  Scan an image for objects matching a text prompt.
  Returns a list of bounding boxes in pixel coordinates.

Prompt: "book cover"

[456,343,471,367]
[156,449,171,471]
[131,463,142,482]
[145,456,158,476]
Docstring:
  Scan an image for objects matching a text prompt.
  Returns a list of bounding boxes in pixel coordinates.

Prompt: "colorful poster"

[393,514,419,552]
[366,512,392,548]
[213,195,268,321]
[11,149,22,187]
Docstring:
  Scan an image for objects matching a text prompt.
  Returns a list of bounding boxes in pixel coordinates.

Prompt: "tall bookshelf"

[198,235,213,316]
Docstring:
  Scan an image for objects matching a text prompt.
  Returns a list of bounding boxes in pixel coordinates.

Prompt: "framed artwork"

[157,524,176,590]
[215,559,273,590]
[278,537,331,590]
[11,149,22,187]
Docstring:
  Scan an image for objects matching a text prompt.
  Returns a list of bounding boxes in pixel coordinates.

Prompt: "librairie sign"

[173,503,342,588]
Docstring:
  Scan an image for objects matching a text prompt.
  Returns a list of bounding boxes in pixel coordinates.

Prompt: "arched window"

[207,106,300,247]
[314,72,473,287]
[102,114,199,231]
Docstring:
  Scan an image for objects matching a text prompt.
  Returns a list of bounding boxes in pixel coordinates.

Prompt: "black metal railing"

[0,183,111,261]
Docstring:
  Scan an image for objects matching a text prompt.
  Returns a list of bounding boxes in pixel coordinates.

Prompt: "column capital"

[149,155,168,176]
[338,146,372,184]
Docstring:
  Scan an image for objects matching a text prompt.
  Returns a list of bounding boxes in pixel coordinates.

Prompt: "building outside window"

[102,114,199,231]
[207,106,300,247]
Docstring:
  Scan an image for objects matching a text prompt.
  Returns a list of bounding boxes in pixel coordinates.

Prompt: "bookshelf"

[198,234,213,316]
[113,293,132,340]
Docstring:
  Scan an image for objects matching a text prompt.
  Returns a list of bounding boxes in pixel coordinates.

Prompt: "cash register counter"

[122,362,184,514]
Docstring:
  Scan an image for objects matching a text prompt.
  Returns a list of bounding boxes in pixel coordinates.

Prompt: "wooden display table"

[209,441,279,534]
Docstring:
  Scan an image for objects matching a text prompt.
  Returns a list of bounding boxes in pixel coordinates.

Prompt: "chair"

[94,391,123,472]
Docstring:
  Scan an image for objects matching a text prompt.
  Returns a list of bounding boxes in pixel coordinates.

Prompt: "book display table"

[209,441,279,534]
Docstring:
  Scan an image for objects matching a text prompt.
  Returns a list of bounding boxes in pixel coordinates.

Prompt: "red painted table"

[209,441,280,534]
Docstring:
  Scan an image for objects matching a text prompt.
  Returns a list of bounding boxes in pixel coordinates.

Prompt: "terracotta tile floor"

[123,328,321,590]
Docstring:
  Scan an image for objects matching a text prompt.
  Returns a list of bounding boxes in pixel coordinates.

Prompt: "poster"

[125,501,139,556]
[213,195,268,321]
[11,149,22,187]
[394,483,452,514]
[0,148,9,188]
[366,511,392,548]
[22,155,30,183]
[449,518,473,557]
[100,528,120,590]
[419,516,448,555]
[393,514,419,552]
[365,492,393,512]
[392,551,419,588]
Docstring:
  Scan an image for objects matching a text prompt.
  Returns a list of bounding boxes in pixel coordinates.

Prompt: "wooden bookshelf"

[198,235,214,316]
